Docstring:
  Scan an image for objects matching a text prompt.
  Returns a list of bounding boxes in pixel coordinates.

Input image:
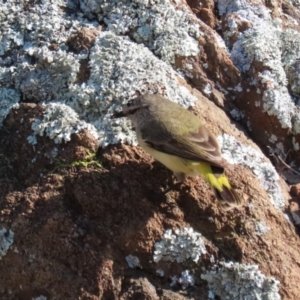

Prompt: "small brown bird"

[113,94,241,207]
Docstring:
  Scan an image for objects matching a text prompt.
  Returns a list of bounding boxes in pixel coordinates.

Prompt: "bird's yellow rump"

[112,94,241,207]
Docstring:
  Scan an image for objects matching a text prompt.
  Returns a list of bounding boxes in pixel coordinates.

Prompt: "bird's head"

[112,96,150,119]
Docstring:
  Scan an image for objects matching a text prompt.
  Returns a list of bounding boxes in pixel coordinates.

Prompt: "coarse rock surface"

[1,0,300,300]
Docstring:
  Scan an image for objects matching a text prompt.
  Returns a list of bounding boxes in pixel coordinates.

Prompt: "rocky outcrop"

[1,0,300,299]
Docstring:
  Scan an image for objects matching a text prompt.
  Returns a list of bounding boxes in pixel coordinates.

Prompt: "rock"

[289,200,300,226]
[1,0,300,299]
[290,184,300,198]
[0,103,299,298]
[119,277,159,300]
[67,27,100,53]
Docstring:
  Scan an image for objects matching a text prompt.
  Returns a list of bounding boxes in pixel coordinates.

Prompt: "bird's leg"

[174,172,186,182]
[163,172,186,194]
[170,172,186,190]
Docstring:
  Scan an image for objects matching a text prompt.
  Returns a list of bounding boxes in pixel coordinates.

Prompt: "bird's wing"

[141,121,225,169]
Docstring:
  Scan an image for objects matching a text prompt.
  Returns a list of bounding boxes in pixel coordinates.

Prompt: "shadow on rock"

[63,159,171,251]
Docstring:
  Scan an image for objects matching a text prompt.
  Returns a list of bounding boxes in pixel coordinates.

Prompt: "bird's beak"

[111,111,126,119]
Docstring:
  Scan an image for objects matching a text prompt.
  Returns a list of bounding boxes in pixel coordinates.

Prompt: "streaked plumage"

[112,94,241,208]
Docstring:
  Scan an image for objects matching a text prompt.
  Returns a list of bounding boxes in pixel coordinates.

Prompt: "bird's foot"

[174,172,186,183]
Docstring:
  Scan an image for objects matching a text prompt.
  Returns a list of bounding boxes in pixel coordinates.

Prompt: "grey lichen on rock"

[0,228,14,260]
[1,0,300,299]
[218,134,285,209]
[28,103,99,144]
[79,0,201,64]
[201,262,281,300]
[0,88,20,124]
[153,227,207,263]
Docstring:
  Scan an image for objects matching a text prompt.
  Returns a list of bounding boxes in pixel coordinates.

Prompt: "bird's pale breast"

[137,131,199,176]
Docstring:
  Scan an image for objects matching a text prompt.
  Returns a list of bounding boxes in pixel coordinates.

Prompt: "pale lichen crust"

[79,0,200,64]
[20,30,198,147]
[125,254,141,268]
[69,32,197,146]
[0,88,20,124]
[0,0,199,147]
[28,103,99,145]
[254,220,270,236]
[170,270,195,290]
[201,262,281,300]
[0,228,14,260]
[153,227,207,263]
[217,0,300,136]
[218,134,285,209]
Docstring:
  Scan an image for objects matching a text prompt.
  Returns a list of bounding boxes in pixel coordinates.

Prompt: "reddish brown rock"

[67,27,100,53]
[2,0,300,299]
[0,87,299,299]
[290,184,300,198]
[289,200,300,226]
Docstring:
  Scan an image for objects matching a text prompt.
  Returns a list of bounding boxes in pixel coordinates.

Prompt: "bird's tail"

[196,163,242,208]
